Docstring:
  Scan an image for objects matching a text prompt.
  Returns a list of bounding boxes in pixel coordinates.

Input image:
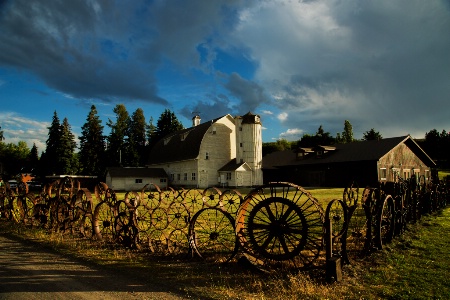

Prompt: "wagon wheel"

[54,200,72,233]
[161,187,178,205]
[21,193,37,225]
[325,199,348,259]
[376,194,395,249]
[189,207,238,263]
[31,202,50,228]
[114,200,138,248]
[220,190,243,216]
[203,187,222,208]
[236,182,324,270]
[134,201,152,236]
[183,189,204,215]
[343,182,359,208]
[167,229,189,255]
[140,183,162,211]
[150,206,169,230]
[148,230,168,254]
[325,199,348,238]
[343,201,368,264]
[94,182,109,202]
[167,201,190,230]
[93,201,116,242]
[57,176,77,203]
[104,188,118,206]
[363,188,383,252]
[3,192,15,220]
[72,189,94,237]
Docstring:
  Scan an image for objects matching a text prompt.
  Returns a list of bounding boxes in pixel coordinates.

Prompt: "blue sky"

[1,0,450,154]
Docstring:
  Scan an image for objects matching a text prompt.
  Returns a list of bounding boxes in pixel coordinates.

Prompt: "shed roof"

[263,136,436,169]
[107,167,167,178]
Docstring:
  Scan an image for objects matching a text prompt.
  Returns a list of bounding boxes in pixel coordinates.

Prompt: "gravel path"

[0,232,185,299]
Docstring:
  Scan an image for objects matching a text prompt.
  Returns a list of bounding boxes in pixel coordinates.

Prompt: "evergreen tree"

[146,116,157,150]
[106,104,130,167]
[58,117,78,174]
[0,126,4,141]
[28,143,39,173]
[363,128,382,141]
[42,111,62,175]
[342,120,354,143]
[129,108,147,166]
[155,109,184,142]
[79,105,105,176]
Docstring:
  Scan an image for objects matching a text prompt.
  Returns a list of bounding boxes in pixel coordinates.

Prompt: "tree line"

[0,105,183,181]
[1,114,449,182]
[262,120,382,156]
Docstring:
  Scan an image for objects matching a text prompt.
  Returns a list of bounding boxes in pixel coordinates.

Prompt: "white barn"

[146,112,263,189]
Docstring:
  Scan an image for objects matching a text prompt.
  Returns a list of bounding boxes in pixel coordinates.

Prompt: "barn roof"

[107,167,167,178]
[263,135,436,169]
[147,115,230,165]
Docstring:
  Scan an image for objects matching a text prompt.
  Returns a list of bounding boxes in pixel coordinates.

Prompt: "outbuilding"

[105,167,168,191]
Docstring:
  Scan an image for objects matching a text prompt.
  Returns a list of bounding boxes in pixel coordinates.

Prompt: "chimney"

[192,115,201,126]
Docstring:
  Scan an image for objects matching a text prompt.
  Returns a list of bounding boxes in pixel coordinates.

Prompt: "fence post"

[325,216,342,283]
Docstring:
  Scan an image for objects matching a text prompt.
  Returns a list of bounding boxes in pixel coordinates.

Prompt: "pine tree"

[79,105,105,176]
[129,108,147,166]
[155,109,184,141]
[58,117,78,174]
[42,111,62,175]
[28,143,39,173]
[363,128,382,141]
[342,120,354,143]
[0,126,4,141]
[106,104,130,167]
[146,116,157,150]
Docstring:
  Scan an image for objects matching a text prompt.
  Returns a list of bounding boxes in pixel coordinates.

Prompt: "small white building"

[146,112,263,189]
[105,167,168,191]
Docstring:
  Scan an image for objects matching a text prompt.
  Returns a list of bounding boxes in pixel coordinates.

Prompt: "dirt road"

[0,232,185,299]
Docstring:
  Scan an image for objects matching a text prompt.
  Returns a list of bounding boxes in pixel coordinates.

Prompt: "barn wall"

[378,143,431,182]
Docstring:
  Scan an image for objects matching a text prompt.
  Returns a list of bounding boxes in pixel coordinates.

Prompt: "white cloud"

[279,128,304,141]
[0,112,49,153]
[277,112,288,122]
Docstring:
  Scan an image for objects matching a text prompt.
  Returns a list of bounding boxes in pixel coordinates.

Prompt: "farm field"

[1,183,449,299]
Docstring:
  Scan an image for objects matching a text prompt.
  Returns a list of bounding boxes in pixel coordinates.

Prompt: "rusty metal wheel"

[114,200,138,248]
[94,182,109,202]
[167,229,189,255]
[140,183,162,211]
[325,199,348,238]
[343,182,359,208]
[93,201,116,241]
[57,176,78,203]
[17,181,29,196]
[72,189,94,237]
[183,189,204,215]
[150,207,169,230]
[376,194,395,249]
[203,187,222,208]
[220,189,243,216]
[189,207,238,263]
[166,201,189,230]
[236,182,324,270]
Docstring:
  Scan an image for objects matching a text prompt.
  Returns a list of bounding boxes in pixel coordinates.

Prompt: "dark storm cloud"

[235,0,450,138]
[224,72,271,113]
[0,0,260,109]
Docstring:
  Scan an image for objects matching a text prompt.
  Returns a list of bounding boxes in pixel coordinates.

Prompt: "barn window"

[403,169,411,180]
[380,168,387,181]
[425,170,430,181]
[191,173,196,181]
[240,143,243,147]
[135,179,143,184]
[226,172,231,180]
[177,174,181,181]
[205,152,209,160]
[184,173,188,181]
[160,178,167,183]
